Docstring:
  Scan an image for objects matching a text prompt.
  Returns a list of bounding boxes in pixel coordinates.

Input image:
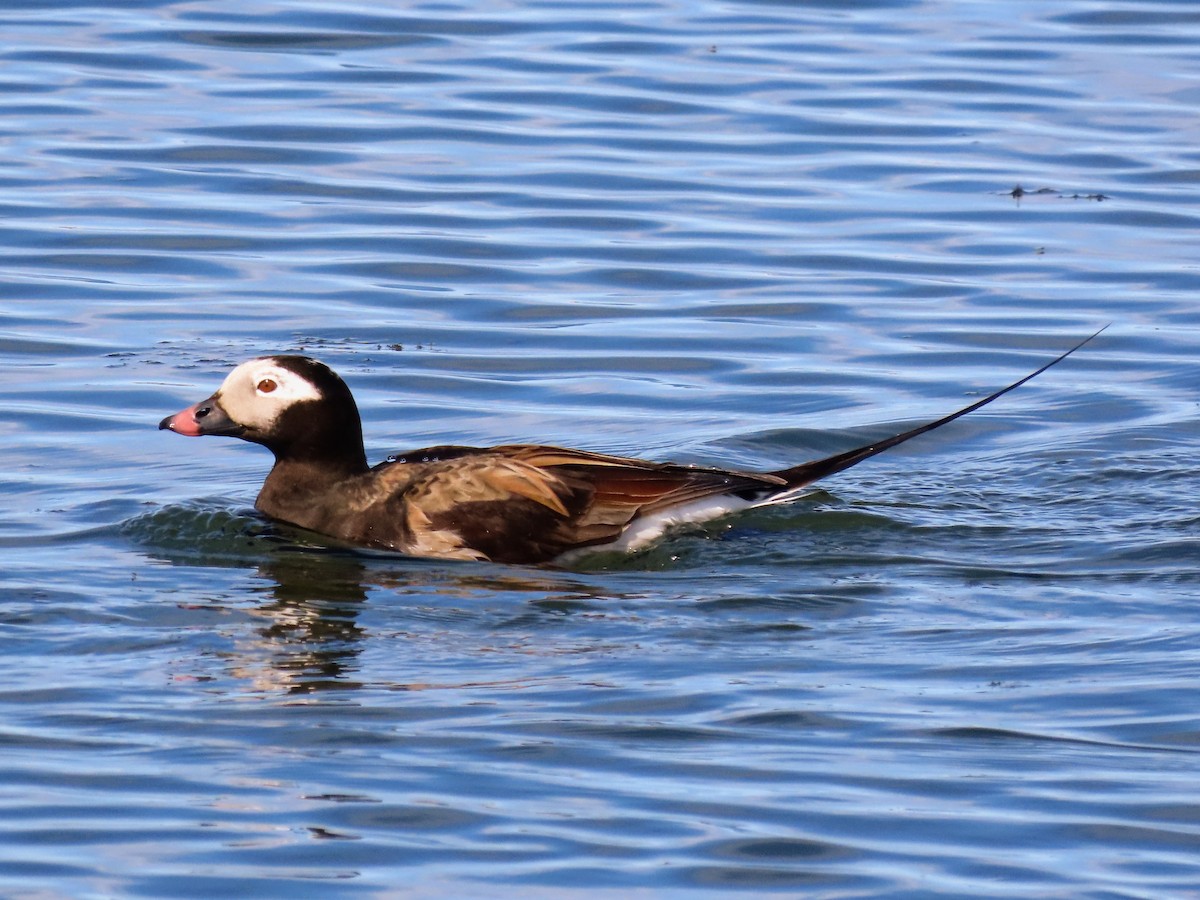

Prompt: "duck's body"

[256,441,789,563]
[160,331,1101,565]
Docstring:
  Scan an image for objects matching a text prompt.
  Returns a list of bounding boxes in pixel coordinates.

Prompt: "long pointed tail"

[768,326,1107,497]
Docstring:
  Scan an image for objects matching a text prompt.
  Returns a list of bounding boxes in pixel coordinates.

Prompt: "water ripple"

[2,0,1200,896]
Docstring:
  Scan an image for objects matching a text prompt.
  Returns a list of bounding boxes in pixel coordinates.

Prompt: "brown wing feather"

[498,444,785,510]
[370,444,785,563]
[388,452,591,563]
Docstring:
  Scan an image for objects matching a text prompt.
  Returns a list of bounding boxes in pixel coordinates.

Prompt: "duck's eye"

[256,378,278,394]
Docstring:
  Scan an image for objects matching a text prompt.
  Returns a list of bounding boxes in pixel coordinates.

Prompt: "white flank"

[555,483,823,562]
[749,485,817,507]
[556,496,756,563]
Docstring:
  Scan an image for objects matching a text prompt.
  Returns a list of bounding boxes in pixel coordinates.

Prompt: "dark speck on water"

[2,1,1199,896]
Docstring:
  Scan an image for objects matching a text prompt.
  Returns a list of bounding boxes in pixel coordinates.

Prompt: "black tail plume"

[770,326,1108,494]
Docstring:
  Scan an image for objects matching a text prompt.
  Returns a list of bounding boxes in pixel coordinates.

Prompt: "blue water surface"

[2,0,1200,896]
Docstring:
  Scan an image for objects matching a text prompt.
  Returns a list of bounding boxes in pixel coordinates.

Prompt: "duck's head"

[159,356,365,465]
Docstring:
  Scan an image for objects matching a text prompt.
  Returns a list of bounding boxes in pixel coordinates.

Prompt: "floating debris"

[1007,184,1109,202]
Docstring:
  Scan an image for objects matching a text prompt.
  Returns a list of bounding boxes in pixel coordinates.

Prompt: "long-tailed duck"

[159,330,1102,564]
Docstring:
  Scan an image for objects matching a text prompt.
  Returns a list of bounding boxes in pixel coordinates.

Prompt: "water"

[3,0,1200,895]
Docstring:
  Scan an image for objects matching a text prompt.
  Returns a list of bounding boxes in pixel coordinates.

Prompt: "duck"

[159,329,1103,565]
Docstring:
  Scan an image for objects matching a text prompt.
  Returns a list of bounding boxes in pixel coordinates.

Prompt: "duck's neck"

[284,441,368,476]
[264,399,370,479]
[255,437,370,533]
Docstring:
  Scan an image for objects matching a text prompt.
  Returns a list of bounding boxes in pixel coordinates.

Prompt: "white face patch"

[216,357,323,432]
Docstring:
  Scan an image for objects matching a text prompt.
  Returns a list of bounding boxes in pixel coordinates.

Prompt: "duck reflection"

[239,550,372,693]
[130,504,629,694]
[239,549,625,694]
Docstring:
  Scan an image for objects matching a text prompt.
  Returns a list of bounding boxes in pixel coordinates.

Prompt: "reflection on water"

[241,554,649,694]
[4,0,1200,895]
[242,553,371,693]
[128,502,648,694]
